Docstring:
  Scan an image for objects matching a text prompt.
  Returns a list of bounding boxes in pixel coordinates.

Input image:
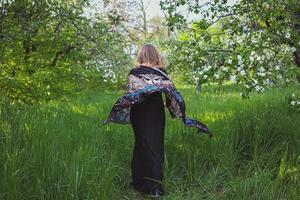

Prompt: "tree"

[99,0,169,47]
[0,0,130,103]
[161,0,300,97]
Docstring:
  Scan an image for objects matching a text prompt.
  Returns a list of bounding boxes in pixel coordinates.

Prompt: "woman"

[101,44,211,197]
[129,44,167,197]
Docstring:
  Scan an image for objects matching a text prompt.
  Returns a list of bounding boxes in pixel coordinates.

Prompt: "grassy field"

[0,85,299,200]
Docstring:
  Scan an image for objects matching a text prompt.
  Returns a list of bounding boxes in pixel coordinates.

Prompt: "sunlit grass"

[0,84,299,199]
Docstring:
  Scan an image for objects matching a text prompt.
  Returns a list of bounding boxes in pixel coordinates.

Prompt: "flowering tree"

[0,0,131,103]
[161,0,300,97]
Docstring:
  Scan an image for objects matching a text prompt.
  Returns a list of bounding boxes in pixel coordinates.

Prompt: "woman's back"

[129,66,166,195]
[130,91,164,123]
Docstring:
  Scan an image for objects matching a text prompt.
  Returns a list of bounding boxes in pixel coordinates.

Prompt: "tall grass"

[0,85,299,199]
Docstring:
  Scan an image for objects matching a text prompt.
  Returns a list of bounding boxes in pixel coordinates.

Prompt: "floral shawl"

[101,65,212,137]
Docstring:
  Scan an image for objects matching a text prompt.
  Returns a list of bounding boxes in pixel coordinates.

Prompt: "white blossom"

[257,67,266,77]
[256,56,262,61]
[103,68,116,83]
[214,73,220,79]
[263,79,270,85]
[230,75,237,83]
[252,79,258,85]
[222,67,228,72]
[259,67,265,72]
[252,38,259,44]
[255,85,260,91]
[240,70,246,76]
[258,72,266,77]
[291,47,296,53]
[244,84,250,89]
[225,39,234,47]
[237,55,243,65]
[203,64,212,72]
[255,85,264,92]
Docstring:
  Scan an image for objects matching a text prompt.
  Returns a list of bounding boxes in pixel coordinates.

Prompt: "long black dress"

[129,68,167,195]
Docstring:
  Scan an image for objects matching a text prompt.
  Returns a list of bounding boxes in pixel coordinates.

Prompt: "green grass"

[0,85,299,199]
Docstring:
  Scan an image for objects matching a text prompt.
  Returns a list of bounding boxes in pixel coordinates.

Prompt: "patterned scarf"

[101,65,212,137]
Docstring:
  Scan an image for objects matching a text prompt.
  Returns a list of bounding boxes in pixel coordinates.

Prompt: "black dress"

[129,68,166,194]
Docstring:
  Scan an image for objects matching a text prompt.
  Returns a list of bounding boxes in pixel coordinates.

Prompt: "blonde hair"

[136,44,166,68]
